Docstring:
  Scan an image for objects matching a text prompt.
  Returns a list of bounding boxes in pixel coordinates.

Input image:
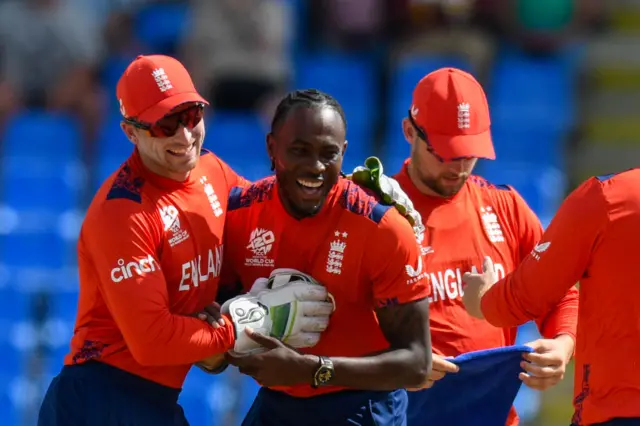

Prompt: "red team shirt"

[394,160,579,425]
[221,177,431,398]
[482,170,640,426]
[66,149,247,388]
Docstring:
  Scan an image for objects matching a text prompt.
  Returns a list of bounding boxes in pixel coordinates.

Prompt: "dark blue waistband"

[60,362,181,403]
[589,419,640,426]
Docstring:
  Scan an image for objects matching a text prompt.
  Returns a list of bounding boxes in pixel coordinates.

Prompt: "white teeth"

[297,179,322,188]
[168,145,193,155]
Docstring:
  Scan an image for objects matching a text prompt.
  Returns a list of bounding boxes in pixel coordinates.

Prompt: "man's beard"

[419,173,469,197]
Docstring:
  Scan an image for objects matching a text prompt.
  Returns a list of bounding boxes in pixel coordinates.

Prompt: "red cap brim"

[137,92,209,123]
[428,129,496,161]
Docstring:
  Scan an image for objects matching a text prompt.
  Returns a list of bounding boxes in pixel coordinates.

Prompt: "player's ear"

[402,118,415,146]
[342,139,348,157]
[121,122,138,145]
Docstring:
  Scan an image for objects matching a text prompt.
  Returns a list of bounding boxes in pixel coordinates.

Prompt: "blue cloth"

[242,387,408,426]
[38,362,189,426]
[408,345,533,426]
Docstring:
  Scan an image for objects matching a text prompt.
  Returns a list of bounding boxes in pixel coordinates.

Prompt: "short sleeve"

[367,209,431,308]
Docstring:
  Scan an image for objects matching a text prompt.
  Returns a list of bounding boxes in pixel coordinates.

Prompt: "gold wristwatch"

[312,356,335,388]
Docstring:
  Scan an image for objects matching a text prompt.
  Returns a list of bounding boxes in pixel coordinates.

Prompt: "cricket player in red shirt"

[37,55,334,426]
[393,68,579,425]
[463,168,640,426]
[218,89,432,426]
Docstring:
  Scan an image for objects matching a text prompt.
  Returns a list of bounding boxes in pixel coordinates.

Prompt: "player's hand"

[461,256,498,319]
[225,327,316,386]
[407,354,459,391]
[192,302,226,328]
[347,156,426,242]
[222,269,335,355]
[520,334,574,391]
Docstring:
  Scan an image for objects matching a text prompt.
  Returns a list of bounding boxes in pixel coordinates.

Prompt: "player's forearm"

[326,299,433,390]
[536,286,578,341]
[124,313,236,366]
[326,345,431,390]
[481,276,534,327]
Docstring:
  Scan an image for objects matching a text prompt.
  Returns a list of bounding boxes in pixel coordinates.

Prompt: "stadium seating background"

[0,0,618,424]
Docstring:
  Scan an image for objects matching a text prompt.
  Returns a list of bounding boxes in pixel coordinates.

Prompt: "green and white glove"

[221,269,335,355]
[348,156,426,243]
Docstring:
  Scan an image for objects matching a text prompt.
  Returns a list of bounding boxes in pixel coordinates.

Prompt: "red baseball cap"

[409,67,495,160]
[116,54,208,123]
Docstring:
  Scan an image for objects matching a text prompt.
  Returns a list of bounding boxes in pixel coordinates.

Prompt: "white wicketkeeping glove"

[221,269,335,355]
[347,156,426,243]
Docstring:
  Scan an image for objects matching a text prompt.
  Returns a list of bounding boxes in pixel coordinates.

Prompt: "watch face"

[317,367,333,383]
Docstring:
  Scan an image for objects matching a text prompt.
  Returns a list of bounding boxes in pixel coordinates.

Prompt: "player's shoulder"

[592,167,640,185]
[333,178,395,226]
[469,174,529,203]
[228,176,276,212]
[198,148,224,169]
[101,160,147,204]
[198,148,233,178]
[467,175,514,195]
[583,168,640,208]
[87,161,157,226]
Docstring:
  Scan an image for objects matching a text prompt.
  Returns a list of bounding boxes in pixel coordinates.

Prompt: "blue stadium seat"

[0,320,33,371]
[1,173,81,213]
[388,55,473,126]
[1,233,68,269]
[96,114,134,161]
[476,161,566,221]
[1,111,82,159]
[489,50,577,133]
[0,374,19,425]
[134,3,190,53]
[93,113,132,190]
[0,291,29,321]
[48,291,79,324]
[294,52,377,155]
[209,111,269,161]
[491,125,566,169]
[1,113,84,211]
[223,159,272,183]
[381,129,410,175]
